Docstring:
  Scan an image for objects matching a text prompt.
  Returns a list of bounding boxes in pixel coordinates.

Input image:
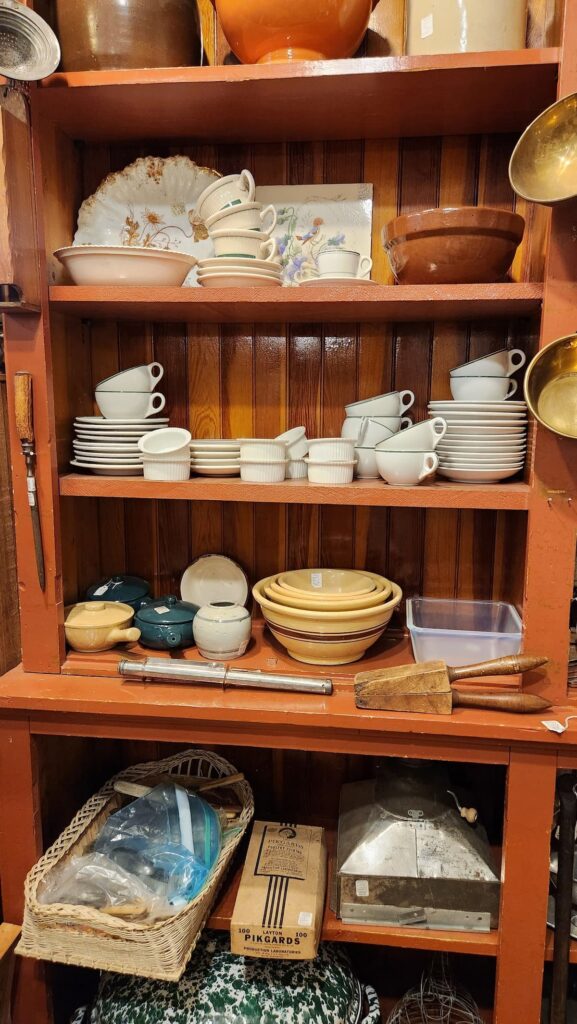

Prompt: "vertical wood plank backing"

[0,381,19,672]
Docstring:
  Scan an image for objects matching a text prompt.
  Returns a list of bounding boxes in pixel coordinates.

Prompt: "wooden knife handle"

[452,691,552,713]
[448,655,548,683]
[14,371,33,445]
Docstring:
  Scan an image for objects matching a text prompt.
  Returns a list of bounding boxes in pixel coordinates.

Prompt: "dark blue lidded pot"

[135,595,199,650]
[85,575,151,611]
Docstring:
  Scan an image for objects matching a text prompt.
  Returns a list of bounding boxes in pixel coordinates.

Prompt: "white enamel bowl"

[55,245,197,286]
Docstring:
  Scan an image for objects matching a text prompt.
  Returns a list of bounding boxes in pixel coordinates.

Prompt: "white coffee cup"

[340,417,395,448]
[138,427,191,457]
[450,348,526,378]
[346,390,415,418]
[211,229,278,262]
[206,202,277,236]
[195,170,256,222]
[376,450,439,486]
[375,417,447,452]
[341,416,412,441]
[96,391,166,419]
[450,377,518,402]
[317,248,373,279]
[96,362,164,393]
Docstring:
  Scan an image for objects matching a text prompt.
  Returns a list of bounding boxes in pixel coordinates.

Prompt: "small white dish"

[75,417,169,426]
[428,401,527,411]
[437,466,523,483]
[238,439,287,461]
[299,276,378,286]
[445,426,527,437]
[239,459,287,483]
[73,442,140,452]
[308,438,355,462]
[71,454,143,464]
[199,273,283,289]
[191,450,241,460]
[191,465,241,477]
[198,256,282,275]
[139,428,192,457]
[180,554,249,608]
[70,460,143,476]
[55,245,197,287]
[305,458,356,485]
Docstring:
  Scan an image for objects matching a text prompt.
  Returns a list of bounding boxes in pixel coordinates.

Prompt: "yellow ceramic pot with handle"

[65,601,141,653]
[210,0,377,64]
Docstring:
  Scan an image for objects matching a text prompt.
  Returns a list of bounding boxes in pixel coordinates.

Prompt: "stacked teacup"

[341,390,415,479]
[432,347,529,483]
[374,417,447,487]
[71,362,168,476]
[195,169,283,288]
[300,248,374,286]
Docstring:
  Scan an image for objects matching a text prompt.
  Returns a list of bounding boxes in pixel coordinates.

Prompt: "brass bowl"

[509,93,577,205]
[524,334,577,439]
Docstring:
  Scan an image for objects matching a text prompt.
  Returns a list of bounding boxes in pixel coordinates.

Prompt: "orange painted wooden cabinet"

[0,0,576,1022]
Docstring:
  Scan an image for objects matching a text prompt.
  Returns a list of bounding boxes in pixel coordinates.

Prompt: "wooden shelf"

[34,50,559,142]
[544,931,577,963]
[49,283,543,323]
[59,474,531,510]
[208,842,500,958]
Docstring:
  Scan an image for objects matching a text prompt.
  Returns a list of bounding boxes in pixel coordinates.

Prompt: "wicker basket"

[17,748,254,980]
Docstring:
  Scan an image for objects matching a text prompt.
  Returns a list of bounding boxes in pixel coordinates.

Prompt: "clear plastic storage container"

[406,597,522,665]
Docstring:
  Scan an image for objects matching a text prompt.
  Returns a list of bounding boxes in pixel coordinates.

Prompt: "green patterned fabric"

[71,931,377,1024]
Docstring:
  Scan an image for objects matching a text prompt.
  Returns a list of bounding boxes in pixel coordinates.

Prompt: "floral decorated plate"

[73,156,221,286]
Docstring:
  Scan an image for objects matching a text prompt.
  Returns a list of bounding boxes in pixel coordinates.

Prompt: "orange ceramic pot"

[211,0,376,64]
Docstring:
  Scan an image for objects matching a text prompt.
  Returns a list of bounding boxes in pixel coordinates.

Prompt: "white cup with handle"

[211,229,278,262]
[317,248,373,280]
[450,377,518,402]
[96,362,164,393]
[340,417,396,447]
[206,202,277,236]
[375,417,447,452]
[450,348,527,378]
[96,391,166,420]
[346,390,415,418]
[376,450,439,486]
[195,169,257,222]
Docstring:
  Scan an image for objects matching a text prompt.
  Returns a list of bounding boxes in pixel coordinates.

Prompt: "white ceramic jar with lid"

[406,0,527,55]
[193,601,252,660]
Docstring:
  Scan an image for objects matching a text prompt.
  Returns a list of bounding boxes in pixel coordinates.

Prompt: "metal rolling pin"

[118,657,333,696]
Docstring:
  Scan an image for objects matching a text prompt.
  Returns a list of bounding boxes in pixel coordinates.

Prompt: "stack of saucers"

[428,400,528,483]
[196,257,283,289]
[191,439,241,477]
[252,568,402,666]
[71,417,169,475]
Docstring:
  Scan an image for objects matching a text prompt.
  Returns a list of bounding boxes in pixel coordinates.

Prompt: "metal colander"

[0,0,60,80]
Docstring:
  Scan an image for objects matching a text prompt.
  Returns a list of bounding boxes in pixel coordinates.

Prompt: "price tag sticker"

[154,606,170,615]
[355,879,369,898]
[92,585,109,597]
[311,573,323,589]
[298,912,313,927]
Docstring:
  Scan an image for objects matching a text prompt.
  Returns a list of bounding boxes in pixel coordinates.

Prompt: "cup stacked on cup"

[432,348,529,483]
[71,362,169,476]
[195,169,283,288]
[341,390,416,479]
[374,417,447,486]
[300,247,374,286]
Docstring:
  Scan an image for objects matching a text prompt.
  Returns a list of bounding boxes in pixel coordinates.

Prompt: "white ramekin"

[308,438,356,462]
[286,459,308,479]
[142,456,191,481]
[138,428,192,457]
[238,439,287,461]
[276,426,309,459]
[240,460,288,483]
[305,459,356,484]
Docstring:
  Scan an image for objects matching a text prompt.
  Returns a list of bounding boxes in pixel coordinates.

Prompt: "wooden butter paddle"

[355,654,551,714]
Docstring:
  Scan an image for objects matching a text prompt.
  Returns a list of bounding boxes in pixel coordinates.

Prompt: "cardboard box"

[230,821,327,959]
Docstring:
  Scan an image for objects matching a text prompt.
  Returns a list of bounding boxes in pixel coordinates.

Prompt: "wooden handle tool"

[355,653,550,714]
[14,371,45,591]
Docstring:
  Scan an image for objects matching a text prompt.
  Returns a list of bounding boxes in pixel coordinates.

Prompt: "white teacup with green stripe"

[211,228,278,262]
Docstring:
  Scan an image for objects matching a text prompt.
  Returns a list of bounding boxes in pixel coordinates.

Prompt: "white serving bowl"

[55,245,197,286]
[450,348,527,378]
[450,376,518,402]
[346,390,415,418]
[138,427,192,457]
[238,439,287,461]
[240,460,287,483]
[305,459,356,484]
[308,438,355,462]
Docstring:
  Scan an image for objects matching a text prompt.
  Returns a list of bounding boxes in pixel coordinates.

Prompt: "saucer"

[300,276,377,286]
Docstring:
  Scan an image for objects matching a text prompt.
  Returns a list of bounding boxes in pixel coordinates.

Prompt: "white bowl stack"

[195,169,283,288]
[191,439,241,477]
[428,400,528,483]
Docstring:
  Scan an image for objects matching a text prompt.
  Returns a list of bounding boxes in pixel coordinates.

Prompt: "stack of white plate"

[71,417,169,476]
[427,401,528,483]
[196,257,283,289]
[190,439,241,477]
